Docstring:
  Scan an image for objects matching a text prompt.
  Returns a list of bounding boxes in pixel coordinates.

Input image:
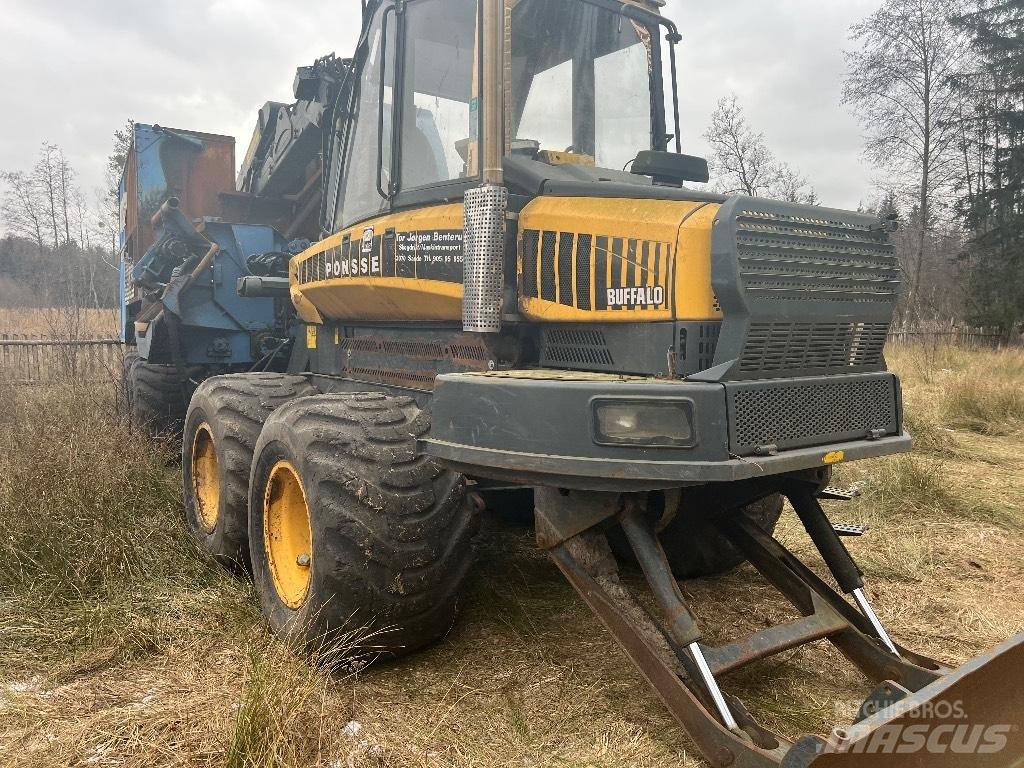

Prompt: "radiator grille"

[728,375,898,455]
[741,321,889,374]
[520,229,673,312]
[736,209,899,304]
[541,329,614,367]
[717,205,900,378]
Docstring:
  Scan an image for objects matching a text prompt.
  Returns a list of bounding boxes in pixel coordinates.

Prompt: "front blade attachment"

[535,485,1024,768]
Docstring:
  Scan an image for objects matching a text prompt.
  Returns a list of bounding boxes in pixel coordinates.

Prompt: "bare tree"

[56,147,75,245]
[704,95,817,203]
[0,171,46,254]
[33,143,66,249]
[843,0,975,324]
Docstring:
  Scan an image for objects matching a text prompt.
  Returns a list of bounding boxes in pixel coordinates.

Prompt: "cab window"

[399,0,480,190]
[338,6,397,228]
[511,0,657,170]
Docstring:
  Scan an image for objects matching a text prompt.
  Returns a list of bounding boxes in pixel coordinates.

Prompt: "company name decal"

[300,228,465,285]
[325,251,381,278]
[606,286,666,309]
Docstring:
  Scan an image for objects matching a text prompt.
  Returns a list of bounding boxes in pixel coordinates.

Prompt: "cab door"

[298,0,481,323]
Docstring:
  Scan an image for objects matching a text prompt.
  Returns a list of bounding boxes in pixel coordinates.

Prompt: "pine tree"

[954,1,1024,331]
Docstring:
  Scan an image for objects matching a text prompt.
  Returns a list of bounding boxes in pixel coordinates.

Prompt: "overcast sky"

[0,0,883,213]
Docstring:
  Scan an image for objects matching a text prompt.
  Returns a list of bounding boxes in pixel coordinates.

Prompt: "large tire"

[130,361,188,436]
[249,393,478,659]
[657,493,785,579]
[118,351,140,417]
[182,374,317,570]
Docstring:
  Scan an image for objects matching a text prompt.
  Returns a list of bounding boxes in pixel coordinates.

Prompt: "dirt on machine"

[116,0,1024,765]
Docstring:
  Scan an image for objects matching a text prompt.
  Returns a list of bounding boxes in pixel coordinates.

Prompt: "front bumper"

[421,370,911,491]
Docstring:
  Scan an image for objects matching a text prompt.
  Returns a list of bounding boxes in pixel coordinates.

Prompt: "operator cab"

[325,0,685,234]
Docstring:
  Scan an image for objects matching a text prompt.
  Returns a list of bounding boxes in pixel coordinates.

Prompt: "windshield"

[510,0,661,170]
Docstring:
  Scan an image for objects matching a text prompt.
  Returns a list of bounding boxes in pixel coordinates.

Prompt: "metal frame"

[535,479,1024,767]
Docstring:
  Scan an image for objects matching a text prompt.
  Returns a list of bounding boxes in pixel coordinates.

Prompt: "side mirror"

[630,151,710,186]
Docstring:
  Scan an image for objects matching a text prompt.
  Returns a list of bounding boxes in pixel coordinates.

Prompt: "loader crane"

[120,0,1024,764]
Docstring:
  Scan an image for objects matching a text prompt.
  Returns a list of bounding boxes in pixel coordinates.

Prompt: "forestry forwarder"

[178,1,1024,765]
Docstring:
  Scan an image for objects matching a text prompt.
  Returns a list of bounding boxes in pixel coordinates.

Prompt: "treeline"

[845,0,1024,332]
[0,236,119,309]
[0,143,120,309]
[707,0,1024,333]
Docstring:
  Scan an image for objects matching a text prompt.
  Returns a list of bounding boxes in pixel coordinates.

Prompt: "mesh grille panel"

[728,376,897,454]
[736,209,899,304]
[716,204,901,378]
[540,232,557,302]
[541,329,614,367]
[741,321,889,373]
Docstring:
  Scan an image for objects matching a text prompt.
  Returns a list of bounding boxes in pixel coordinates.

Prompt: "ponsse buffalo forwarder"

[127,0,1024,765]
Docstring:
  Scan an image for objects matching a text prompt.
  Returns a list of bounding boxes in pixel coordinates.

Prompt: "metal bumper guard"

[422,369,911,491]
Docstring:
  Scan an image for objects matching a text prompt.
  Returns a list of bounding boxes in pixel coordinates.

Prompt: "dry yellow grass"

[0,307,119,338]
[1,346,1023,767]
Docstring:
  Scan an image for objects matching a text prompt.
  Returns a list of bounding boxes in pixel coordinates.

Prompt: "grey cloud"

[0,0,879,210]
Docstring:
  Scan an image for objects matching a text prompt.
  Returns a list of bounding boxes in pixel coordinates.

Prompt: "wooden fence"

[0,334,124,385]
[886,328,1014,349]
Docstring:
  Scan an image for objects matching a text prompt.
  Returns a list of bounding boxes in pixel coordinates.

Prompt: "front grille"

[736,209,899,303]
[727,374,898,455]
[520,229,673,312]
[740,321,889,374]
[713,201,901,379]
[541,328,614,367]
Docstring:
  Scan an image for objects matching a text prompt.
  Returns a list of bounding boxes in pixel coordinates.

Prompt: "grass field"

[1,345,1022,767]
[0,307,119,338]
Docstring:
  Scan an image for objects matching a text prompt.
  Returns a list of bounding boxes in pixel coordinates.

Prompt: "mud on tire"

[183,374,317,570]
[249,393,479,659]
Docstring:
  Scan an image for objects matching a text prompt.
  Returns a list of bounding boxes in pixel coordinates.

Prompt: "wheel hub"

[264,461,313,609]
[191,424,221,533]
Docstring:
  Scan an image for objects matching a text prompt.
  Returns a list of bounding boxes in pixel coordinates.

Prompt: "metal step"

[818,485,861,502]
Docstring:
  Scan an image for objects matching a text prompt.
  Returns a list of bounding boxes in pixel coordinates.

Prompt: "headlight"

[592,399,695,448]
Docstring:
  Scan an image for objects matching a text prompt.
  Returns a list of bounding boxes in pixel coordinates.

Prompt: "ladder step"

[832,523,869,537]
[818,485,861,501]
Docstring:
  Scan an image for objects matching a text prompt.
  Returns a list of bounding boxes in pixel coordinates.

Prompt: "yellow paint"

[263,461,313,610]
[289,258,325,325]
[823,451,846,465]
[306,325,317,350]
[290,195,727,326]
[516,197,723,323]
[292,204,465,323]
[537,150,595,166]
[191,424,220,533]
[303,278,463,322]
[675,203,724,320]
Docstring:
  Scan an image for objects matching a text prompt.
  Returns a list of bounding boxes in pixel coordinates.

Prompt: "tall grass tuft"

[0,381,245,673]
[941,373,1024,435]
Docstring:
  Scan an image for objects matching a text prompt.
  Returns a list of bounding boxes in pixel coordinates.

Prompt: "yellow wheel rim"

[191,424,221,533]
[264,461,313,610]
